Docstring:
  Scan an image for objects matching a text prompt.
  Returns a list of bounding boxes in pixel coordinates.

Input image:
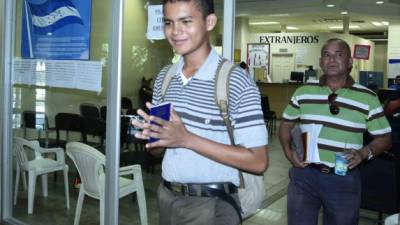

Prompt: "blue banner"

[21,0,92,60]
[389,59,400,64]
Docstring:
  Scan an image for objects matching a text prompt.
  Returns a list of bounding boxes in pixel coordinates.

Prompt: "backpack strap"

[215,59,247,191]
[214,58,237,145]
[160,63,179,102]
[214,59,244,223]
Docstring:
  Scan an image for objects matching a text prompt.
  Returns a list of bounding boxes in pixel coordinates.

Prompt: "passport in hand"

[149,102,172,143]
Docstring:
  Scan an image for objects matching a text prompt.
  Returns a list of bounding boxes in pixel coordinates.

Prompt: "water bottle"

[335,152,348,176]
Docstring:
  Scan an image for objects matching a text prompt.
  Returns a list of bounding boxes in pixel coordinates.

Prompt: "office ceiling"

[215,0,400,41]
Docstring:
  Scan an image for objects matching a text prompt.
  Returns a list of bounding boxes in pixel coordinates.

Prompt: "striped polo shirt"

[152,48,268,186]
[282,75,391,167]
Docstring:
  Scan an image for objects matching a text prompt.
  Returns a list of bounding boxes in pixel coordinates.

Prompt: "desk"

[257,82,302,119]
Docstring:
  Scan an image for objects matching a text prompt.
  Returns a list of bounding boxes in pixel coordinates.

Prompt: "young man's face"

[319,41,353,78]
[163,1,216,57]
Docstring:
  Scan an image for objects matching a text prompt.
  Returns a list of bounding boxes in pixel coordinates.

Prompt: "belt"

[308,163,334,174]
[163,180,242,222]
[163,180,238,197]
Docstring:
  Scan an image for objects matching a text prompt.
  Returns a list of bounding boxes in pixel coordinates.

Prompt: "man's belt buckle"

[321,167,330,173]
[171,183,183,193]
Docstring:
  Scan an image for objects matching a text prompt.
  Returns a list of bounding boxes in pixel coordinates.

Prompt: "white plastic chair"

[13,136,70,214]
[66,142,148,225]
[385,213,399,225]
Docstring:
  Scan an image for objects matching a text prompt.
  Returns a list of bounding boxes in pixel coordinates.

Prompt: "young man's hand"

[145,107,191,149]
[131,102,153,140]
[132,102,191,149]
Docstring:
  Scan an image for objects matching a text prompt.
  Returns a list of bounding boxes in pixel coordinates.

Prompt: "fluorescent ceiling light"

[341,11,348,15]
[329,25,360,29]
[327,4,335,7]
[287,26,299,30]
[249,21,280,25]
[372,21,390,26]
[372,21,383,26]
[268,14,290,17]
[376,1,384,4]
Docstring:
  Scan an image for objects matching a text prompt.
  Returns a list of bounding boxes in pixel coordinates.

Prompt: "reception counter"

[257,82,302,119]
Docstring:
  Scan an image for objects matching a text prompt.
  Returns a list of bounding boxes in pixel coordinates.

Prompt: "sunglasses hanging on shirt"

[328,93,340,115]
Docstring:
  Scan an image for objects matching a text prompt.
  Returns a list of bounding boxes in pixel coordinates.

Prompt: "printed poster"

[13,59,103,93]
[247,43,270,79]
[21,0,92,60]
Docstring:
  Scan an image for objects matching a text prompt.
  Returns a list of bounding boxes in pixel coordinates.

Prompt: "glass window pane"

[10,0,111,224]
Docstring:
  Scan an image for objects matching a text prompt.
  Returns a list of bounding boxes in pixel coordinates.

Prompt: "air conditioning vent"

[313,18,342,23]
[351,20,365,23]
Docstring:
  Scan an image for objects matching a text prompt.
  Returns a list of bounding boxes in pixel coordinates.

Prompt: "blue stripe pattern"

[153,61,266,135]
[28,0,75,16]
[153,52,268,185]
[27,0,83,34]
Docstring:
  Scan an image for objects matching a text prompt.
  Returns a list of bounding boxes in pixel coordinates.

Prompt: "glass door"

[0,0,124,224]
[1,0,235,224]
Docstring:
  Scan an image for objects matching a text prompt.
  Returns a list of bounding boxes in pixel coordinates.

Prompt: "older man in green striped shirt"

[279,38,391,225]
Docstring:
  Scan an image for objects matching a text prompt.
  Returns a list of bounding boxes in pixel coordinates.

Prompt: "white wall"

[374,42,388,86]
[235,17,249,63]
[387,25,400,79]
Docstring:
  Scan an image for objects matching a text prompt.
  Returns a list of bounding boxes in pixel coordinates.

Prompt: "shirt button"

[205,119,210,124]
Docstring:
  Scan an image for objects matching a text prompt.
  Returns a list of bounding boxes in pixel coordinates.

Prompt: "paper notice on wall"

[295,48,307,65]
[13,59,103,93]
[146,5,165,40]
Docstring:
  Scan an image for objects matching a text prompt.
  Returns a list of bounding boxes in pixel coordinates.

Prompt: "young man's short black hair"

[162,0,214,17]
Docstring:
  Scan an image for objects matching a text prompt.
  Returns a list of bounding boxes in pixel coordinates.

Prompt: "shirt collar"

[176,47,220,81]
[319,74,355,88]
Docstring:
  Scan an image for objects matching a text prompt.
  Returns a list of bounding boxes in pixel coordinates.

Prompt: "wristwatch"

[366,145,374,160]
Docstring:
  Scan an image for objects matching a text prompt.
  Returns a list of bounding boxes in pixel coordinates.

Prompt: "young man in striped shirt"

[132,0,269,224]
[279,38,392,225]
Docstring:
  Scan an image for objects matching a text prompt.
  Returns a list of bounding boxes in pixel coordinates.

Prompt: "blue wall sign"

[21,0,92,60]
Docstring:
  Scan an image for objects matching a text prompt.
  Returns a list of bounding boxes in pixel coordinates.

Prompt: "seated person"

[138,77,153,112]
[389,75,400,90]
[385,98,400,117]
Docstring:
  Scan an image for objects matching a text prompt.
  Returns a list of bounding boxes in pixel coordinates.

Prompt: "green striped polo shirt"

[282,75,391,166]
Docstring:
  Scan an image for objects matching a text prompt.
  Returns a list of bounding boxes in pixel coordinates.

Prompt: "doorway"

[271,53,295,83]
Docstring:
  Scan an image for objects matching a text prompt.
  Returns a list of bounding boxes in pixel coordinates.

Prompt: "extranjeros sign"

[259,35,319,44]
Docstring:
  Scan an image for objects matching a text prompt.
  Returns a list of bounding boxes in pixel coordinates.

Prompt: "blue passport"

[149,102,172,143]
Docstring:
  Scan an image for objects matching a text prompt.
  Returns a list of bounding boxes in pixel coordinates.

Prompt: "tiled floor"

[11,129,394,225]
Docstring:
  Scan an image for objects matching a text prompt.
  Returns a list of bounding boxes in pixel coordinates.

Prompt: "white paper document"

[146,5,165,40]
[291,124,322,163]
[13,59,102,93]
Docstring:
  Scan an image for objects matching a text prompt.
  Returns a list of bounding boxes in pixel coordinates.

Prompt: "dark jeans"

[158,183,240,225]
[287,167,361,225]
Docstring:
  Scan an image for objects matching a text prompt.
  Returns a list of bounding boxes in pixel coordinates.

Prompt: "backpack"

[161,58,266,219]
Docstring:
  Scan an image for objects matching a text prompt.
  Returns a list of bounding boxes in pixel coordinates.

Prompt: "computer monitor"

[359,71,384,89]
[290,72,304,83]
[305,69,317,82]
[388,78,396,87]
